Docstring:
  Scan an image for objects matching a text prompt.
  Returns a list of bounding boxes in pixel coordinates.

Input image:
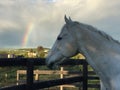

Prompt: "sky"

[0,0,120,48]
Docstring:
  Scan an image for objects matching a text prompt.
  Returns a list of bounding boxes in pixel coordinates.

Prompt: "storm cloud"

[0,0,120,48]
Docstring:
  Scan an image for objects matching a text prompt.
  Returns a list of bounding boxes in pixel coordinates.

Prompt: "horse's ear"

[69,17,72,22]
[64,15,72,24]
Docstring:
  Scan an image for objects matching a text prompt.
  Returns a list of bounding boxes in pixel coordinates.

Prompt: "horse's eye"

[57,37,62,40]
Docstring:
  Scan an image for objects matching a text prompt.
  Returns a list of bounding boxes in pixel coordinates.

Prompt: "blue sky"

[0,0,120,48]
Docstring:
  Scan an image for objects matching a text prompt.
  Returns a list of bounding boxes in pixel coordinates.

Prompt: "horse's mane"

[75,22,120,45]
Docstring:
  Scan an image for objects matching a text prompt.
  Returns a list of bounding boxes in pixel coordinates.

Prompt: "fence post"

[60,67,64,90]
[35,70,39,81]
[26,59,34,90]
[83,61,88,90]
[16,71,19,85]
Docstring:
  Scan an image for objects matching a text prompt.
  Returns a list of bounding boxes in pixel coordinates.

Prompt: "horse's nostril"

[47,62,54,69]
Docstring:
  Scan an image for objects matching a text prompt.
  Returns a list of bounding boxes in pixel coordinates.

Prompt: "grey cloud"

[0,0,120,48]
[0,28,24,47]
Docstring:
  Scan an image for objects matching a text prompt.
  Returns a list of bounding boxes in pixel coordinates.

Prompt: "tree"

[37,46,44,51]
[37,46,45,58]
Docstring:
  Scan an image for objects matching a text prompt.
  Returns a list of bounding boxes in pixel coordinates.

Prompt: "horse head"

[46,16,79,69]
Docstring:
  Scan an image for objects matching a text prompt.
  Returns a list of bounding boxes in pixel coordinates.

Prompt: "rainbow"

[22,22,34,47]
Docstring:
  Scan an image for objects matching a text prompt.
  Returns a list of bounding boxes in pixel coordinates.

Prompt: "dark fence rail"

[0,58,100,90]
[0,58,86,66]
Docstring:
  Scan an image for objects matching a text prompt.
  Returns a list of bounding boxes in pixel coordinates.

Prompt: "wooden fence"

[17,67,81,89]
[0,58,100,90]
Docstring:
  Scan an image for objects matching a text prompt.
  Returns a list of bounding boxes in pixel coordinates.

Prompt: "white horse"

[46,16,120,90]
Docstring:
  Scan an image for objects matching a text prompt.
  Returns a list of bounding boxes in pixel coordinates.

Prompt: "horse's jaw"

[46,52,66,69]
[46,59,59,69]
[46,57,66,69]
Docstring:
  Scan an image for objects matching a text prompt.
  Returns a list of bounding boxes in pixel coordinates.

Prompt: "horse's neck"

[76,28,120,88]
[77,29,120,74]
[77,29,120,56]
